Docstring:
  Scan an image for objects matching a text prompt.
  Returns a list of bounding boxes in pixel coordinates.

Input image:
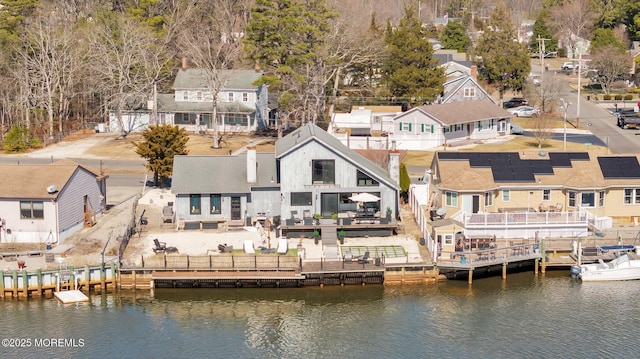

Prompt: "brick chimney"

[247,143,257,184]
[181,57,188,71]
[471,65,478,79]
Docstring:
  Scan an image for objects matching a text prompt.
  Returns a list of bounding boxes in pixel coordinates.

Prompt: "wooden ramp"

[54,290,89,304]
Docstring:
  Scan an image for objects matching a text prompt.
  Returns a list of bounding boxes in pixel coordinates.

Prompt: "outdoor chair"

[291,210,302,224]
[153,238,167,253]
[153,238,178,254]
[357,251,370,264]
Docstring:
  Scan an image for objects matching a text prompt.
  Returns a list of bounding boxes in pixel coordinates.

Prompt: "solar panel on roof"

[513,172,535,181]
[438,152,460,160]
[568,152,590,160]
[598,156,640,179]
[549,153,572,167]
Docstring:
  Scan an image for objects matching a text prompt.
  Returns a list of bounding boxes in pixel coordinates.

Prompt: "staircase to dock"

[321,225,340,259]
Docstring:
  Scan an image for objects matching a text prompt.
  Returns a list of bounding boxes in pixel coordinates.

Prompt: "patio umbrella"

[349,193,380,202]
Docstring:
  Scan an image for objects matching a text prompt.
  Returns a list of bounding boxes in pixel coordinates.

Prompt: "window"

[182,91,188,101]
[20,201,43,219]
[624,188,640,204]
[445,191,458,207]
[568,191,577,207]
[210,194,221,214]
[420,124,434,133]
[357,170,379,186]
[484,192,493,206]
[197,91,203,101]
[291,192,312,206]
[242,93,248,102]
[502,190,510,202]
[225,113,249,126]
[228,92,234,101]
[464,87,475,97]
[598,191,605,207]
[312,160,335,184]
[581,192,595,207]
[190,194,201,214]
[543,189,551,201]
[444,234,453,245]
[399,122,412,132]
[174,113,197,125]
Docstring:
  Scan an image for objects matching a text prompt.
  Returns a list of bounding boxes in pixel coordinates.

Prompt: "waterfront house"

[170,122,400,229]
[171,149,279,229]
[108,63,269,134]
[418,151,640,254]
[0,160,107,244]
[276,122,400,221]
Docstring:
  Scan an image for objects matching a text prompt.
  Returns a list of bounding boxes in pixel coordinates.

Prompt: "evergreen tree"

[399,163,410,202]
[439,20,472,53]
[475,4,531,98]
[134,125,190,187]
[590,28,626,52]
[529,9,558,54]
[382,2,444,104]
[0,0,40,49]
[243,0,336,124]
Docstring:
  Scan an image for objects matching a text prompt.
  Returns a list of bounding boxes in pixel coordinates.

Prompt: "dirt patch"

[83,133,276,159]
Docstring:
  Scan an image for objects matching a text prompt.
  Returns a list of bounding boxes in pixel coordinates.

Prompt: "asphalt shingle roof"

[171,153,277,195]
[275,123,399,190]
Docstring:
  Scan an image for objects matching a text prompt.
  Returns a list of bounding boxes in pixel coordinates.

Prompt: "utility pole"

[537,36,550,86]
[575,51,591,128]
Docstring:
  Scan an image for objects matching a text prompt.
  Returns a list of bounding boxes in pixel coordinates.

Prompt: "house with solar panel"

[391,100,514,150]
[170,123,400,233]
[420,151,640,255]
[108,62,269,134]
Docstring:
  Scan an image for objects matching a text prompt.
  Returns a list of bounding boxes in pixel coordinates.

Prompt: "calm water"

[3,271,639,359]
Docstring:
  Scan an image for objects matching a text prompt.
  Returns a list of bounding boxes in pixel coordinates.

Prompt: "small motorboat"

[571,253,640,282]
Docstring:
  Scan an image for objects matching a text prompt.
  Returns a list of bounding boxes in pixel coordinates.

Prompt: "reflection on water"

[2,271,640,358]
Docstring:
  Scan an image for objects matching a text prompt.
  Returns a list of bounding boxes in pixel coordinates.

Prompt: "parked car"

[544,51,558,58]
[562,62,574,70]
[502,97,529,109]
[507,106,540,117]
[510,123,525,135]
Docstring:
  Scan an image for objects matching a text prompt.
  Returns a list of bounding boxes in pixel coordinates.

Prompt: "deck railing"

[122,254,300,270]
[438,241,542,267]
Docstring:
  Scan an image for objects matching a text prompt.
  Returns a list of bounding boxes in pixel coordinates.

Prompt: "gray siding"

[57,168,103,235]
[279,140,398,218]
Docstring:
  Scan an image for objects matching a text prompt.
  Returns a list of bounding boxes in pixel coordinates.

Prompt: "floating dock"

[54,290,89,304]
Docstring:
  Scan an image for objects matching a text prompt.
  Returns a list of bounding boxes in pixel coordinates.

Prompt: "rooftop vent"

[46,184,58,194]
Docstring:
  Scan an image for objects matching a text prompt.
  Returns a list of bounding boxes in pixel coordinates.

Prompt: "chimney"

[247,142,257,184]
[254,61,261,73]
[181,57,188,71]
[388,149,400,185]
[471,65,478,79]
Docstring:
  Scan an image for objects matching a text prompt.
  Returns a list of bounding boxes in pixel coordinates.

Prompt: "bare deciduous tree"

[86,11,173,138]
[550,0,597,59]
[177,0,249,148]
[591,46,632,95]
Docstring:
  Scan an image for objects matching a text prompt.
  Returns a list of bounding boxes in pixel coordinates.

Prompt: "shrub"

[3,126,41,153]
[603,94,611,100]
[624,94,633,101]
[614,94,623,100]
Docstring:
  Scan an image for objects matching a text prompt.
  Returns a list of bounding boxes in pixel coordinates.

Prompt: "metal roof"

[172,69,263,90]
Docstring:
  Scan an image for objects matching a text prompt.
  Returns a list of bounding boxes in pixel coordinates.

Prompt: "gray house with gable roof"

[170,122,400,228]
[108,66,269,134]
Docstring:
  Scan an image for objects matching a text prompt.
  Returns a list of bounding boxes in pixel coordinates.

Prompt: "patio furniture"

[291,210,302,224]
[357,251,370,264]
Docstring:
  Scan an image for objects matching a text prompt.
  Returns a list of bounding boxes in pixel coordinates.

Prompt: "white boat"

[571,253,640,281]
